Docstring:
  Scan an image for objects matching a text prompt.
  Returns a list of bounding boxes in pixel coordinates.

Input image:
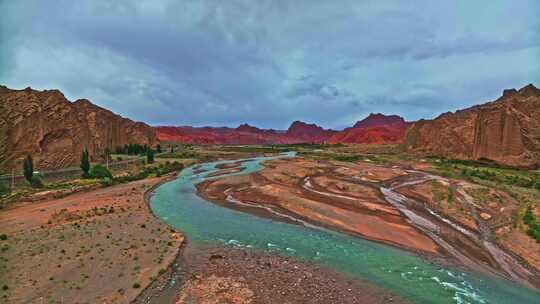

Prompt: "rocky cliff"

[403,84,540,168]
[0,86,156,171]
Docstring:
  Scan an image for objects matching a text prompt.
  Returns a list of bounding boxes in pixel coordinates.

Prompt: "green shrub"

[90,165,112,179]
[100,177,113,187]
[147,149,155,164]
[0,234,7,241]
[0,182,9,196]
[30,175,44,188]
[523,205,540,243]
[114,161,184,184]
[132,283,141,289]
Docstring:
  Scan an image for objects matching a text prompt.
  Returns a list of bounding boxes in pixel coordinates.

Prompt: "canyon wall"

[0,86,156,171]
[402,84,540,168]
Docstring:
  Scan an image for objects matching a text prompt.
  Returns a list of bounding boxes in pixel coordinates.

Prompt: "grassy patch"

[114,161,184,184]
[523,205,540,242]
[431,181,454,204]
[157,151,212,161]
[427,157,540,191]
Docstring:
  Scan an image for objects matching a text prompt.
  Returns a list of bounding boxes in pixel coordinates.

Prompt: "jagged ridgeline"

[0,85,156,171]
[402,84,540,169]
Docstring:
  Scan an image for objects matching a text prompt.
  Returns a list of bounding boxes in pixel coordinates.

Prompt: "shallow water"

[150,153,540,304]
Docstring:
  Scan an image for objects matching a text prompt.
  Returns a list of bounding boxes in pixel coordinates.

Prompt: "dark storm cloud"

[1,0,539,129]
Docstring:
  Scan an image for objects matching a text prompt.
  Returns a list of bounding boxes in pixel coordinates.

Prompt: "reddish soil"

[0,177,183,304]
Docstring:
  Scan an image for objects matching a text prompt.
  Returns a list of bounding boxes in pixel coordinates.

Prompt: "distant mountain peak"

[518,83,540,97]
[353,113,405,129]
[236,123,260,133]
[287,120,325,135]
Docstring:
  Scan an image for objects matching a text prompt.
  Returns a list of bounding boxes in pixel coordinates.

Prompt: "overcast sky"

[1,1,539,129]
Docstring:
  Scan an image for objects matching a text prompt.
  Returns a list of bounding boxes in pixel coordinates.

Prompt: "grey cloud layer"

[1,0,539,129]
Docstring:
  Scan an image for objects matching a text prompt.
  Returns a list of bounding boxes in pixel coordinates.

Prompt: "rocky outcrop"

[0,86,156,171]
[403,84,540,168]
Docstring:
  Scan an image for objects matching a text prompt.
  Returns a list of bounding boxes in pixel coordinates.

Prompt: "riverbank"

[173,245,408,304]
[0,176,183,303]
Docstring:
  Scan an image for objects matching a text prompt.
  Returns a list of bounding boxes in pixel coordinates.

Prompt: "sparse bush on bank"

[114,161,184,184]
[89,165,112,179]
[157,151,211,161]
[0,182,10,196]
[30,175,44,188]
[428,156,540,191]
[523,205,540,242]
[100,177,113,187]
[147,149,155,164]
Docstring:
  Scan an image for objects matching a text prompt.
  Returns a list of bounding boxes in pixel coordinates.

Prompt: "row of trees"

[114,143,162,155]
[523,205,540,242]
[19,143,159,188]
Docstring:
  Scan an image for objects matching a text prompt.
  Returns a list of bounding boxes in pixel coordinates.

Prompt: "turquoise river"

[150,152,540,304]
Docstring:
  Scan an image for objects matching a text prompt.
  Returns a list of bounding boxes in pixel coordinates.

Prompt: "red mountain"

[329,113,409,144]
[286,121,336,143]
[155,121,335,145]
[155,114,407,145]
[353,113,406,128]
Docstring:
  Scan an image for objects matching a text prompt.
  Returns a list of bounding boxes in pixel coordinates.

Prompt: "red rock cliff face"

[403,84,540,168]
[0,86,156,171]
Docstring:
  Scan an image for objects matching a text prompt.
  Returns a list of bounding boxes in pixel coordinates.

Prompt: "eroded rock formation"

[403,84,540,168]
[0,85,156,171]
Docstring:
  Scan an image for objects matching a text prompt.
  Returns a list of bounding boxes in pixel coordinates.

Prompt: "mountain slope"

[402,84,540,168]
[0,86,156,171]
[329,113,409,144]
